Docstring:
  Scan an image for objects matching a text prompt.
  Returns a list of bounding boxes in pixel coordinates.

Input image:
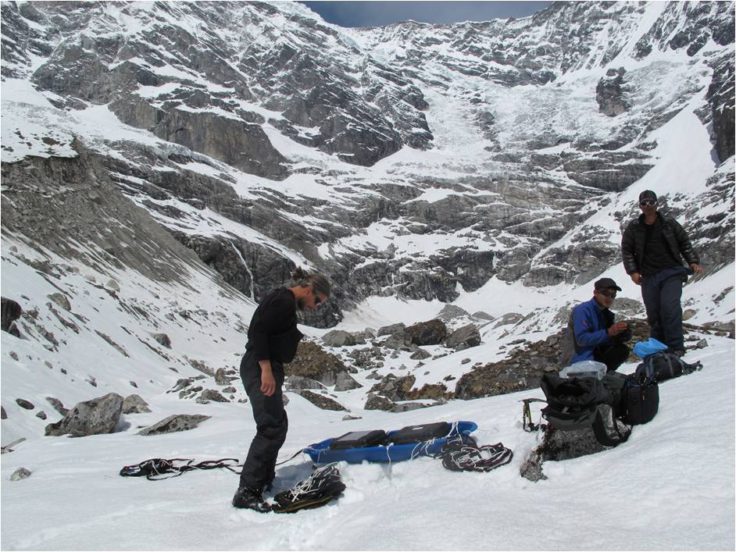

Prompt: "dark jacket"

[246,288,303,364]
[621,213,700,275]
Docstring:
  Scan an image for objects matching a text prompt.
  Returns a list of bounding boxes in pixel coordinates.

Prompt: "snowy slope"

[1,220,734,549]
[1,2,734,549]
[1,337,733,550]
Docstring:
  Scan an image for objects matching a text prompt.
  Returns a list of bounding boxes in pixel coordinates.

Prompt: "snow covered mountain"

[2,1,733,309]
[1,3,734,546]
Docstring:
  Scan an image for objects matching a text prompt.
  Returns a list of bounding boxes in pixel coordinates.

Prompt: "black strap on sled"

[120,457,242,481]
[275,449,304,467]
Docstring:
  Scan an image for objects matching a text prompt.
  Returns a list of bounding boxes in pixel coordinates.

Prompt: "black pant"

[641,266,687,351]
[238,350,288,492]
[594,342,630,372]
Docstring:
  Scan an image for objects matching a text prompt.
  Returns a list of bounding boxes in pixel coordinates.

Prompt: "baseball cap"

[594,277,622,291]
[639,190,657,202]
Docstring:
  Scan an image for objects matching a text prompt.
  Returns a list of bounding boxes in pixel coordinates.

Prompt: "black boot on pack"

[232,487,271,513]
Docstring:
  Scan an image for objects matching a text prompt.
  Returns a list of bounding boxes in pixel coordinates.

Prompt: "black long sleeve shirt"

[246,288,302,363]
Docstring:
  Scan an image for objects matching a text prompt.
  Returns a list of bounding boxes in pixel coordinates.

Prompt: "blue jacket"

[570,298,614,363]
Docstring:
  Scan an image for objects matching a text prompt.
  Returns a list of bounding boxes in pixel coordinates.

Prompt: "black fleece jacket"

[621,213,700,275]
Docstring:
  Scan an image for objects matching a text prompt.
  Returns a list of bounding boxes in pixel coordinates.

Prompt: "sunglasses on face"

[597,289,617,299]
[639,200,657,207]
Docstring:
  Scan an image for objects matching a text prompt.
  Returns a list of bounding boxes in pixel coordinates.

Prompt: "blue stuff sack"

[632,337,668,359]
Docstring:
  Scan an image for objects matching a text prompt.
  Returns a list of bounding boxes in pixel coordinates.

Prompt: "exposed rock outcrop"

[444,324,481,351]
[406,319,448,346]
[1,297,21,336]
[138,414,211,436]
[297,390,347,411]
[285,341,352,386]
[596,68,631,116]
[122,394,151,414]
[364,393,396,411]
[45,393,124,437]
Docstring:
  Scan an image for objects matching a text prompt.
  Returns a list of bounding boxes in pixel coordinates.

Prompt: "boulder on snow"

[297,390,347,411]
[333,372,362,391]
[369,374,416,402]
[122,394,151,414]
[1,297,22,337]
[285,341,351,387]
[47,292,71,311]
[15,399,34,410]
[493,312,524,328]
[322,329,358,347]
[138,414,211,436]
[197,389,229,403]
[410,348,432,360]
[285,375,325,392]
[214,367,237,385]
[152,333,172,349]
[390,402,428,413]
[406,319,447,346]
[437,304,470,323]
[382,330,413,350]
[377,322,405,337]
[10,467,32,481]
[45,396,68,416]
[45,393,124,437]
[364,393,395,411]
[472,311,495,322]
[444,323,481,351]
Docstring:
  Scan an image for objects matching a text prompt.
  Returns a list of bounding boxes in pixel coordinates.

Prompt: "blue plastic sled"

[304,421,478,464]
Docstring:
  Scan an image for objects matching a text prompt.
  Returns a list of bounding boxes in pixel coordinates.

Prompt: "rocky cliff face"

[1,0,734,326]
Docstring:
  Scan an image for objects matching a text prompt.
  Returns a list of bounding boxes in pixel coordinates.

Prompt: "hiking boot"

[232,487,271,512]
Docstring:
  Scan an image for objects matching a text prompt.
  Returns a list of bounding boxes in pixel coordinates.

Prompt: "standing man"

[621,190,703,356]
[566,278,632,372]
[232,267,330,512]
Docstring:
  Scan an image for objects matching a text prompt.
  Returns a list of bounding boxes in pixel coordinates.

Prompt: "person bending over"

[232,267,330,512]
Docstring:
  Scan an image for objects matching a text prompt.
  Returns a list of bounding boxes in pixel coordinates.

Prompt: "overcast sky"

[301,1,552,27]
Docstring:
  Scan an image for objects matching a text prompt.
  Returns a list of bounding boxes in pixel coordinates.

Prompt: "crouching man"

[566,278,632,372]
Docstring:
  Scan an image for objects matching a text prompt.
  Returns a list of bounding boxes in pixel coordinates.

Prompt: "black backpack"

[620,372,659,425]
[389,422,452,444]
[540,373,631,447]
[635,351,703,383]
